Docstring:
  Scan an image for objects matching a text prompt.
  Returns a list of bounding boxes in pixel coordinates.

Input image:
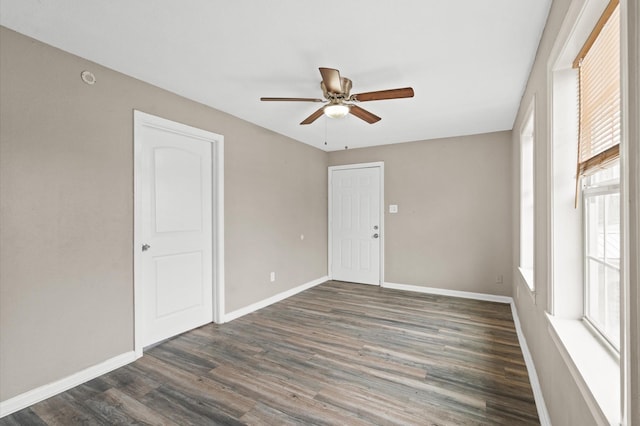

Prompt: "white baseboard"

[510,302,551,426]
[0,351,137,418]
[223,276,328,322]
[382,282,513,304]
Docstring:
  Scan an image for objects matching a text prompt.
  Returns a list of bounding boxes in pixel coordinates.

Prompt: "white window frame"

[519,98,535,292]
[582,166,621,352]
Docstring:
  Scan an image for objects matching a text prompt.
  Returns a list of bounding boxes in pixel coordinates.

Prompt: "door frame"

[328,162,385,285]
[133,110,225,358]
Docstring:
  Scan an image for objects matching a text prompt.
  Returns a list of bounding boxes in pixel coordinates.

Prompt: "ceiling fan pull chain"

[324,116,328,146]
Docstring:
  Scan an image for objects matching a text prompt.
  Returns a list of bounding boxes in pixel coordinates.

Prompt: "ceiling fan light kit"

[323,103,350,119]
[261,67,414,125]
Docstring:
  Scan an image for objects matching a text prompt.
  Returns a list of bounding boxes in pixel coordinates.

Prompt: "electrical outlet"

[270,272,276,282]
[496,274,503,284]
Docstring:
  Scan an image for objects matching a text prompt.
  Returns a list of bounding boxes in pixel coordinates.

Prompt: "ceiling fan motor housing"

[321,77,352,101]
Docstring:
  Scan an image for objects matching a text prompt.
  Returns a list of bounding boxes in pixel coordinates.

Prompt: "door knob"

[142,244,151,252]
[373,233,379,239]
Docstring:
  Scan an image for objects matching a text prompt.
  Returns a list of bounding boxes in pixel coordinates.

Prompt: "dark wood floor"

[1,281,539,425]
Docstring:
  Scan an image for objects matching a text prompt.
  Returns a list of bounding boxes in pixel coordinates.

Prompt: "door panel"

[330,166,381,285]
[154,148,203,233]
[155,251,203,318]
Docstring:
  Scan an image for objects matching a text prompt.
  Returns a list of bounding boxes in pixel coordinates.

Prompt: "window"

[519,102,535,290]
[583,164,620,349]
[576,0,620,350]
[547,0,623,421]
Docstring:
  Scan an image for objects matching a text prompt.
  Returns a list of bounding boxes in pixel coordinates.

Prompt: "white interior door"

[135,113,215,348]
[330,164,382,285]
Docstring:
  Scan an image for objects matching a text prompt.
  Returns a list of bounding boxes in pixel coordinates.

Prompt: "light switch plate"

[389,204,398,213]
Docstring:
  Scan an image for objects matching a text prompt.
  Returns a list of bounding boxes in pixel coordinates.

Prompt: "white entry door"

[135,112,215,348]
[329,164,382,285]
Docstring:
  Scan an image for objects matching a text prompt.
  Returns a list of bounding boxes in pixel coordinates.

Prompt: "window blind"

[575,0,620,178]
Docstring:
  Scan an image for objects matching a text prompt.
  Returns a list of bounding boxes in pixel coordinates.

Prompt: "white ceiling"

[0,0,551,151]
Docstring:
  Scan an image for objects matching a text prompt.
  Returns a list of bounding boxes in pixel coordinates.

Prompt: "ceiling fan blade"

[319,67,343,94]
[352,87,414,102]
[300,107,326,125]
[349,105,381,124]
[260,97,324,102]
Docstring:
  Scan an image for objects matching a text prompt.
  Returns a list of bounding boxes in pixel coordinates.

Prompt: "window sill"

[546,313,620,425]
[518,266,535,298]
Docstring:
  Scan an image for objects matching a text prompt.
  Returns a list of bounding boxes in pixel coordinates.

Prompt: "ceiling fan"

[260,67,414,125]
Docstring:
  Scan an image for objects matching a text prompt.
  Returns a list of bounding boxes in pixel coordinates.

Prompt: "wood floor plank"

[240,402,314,426]
[85,388,176,425]
[0,408,47,426]
[140,385,245,426]
[208,365,372,426]
[314,381,485,426]
[29,398,100,425]
[99,364,162,400]
[146,342,219,376]
[314,385,440,426]
[1,281,540,425]
[61,377,111,403]
[132,354,256,417]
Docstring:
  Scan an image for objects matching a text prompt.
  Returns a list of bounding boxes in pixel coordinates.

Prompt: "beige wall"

[0,27,328,401]
[328,131,513,296]
[510,0,640,424]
